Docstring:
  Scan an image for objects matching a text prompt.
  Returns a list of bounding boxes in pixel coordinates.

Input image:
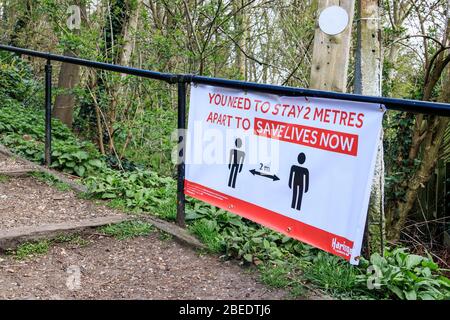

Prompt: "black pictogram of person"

[288,152,309,211]
[228,138,246,188]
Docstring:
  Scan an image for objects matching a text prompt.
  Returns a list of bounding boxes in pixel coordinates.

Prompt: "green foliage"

[260,264,293,288]
[114,105,177,176]
[53,233,89,247]
[85,168,176,219]
[158,231,173,242]
[0,105,106,177]
[383,111,416,204]
[258,260,307,298]
[0,174,10,183]
[1,25,448,301]
[303,252,363,298]
[11,240,50,260]
[51,142,105,177]
[30,171,71,191]
[186,196,450,300]
[98,221,154,240]
[0,52,41,107]
[186,198,315,265]
[357,248,450,300]
[190,219,225,253]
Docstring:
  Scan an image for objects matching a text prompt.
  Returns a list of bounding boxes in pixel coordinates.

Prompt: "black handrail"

[0,44,177,83]
[2,44,450,229]
[2,44,450,116]
[189,75,450,116]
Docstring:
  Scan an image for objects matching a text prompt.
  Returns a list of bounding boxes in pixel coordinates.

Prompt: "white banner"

[185,83,384,264]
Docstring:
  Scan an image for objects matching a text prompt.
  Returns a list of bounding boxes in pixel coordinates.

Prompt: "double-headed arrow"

[249,169,280,181]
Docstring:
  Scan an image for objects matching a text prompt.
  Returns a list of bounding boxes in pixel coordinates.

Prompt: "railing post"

[176,77,187,228]
[44,60,52,166]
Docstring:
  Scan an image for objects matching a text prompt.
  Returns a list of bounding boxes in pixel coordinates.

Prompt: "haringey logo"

[331,238,352,257]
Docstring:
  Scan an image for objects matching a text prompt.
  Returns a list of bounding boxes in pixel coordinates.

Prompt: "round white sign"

[318,5,349,36]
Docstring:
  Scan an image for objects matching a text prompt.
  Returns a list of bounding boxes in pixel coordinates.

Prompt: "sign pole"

[44,59,52,166]
[176,78,187,228]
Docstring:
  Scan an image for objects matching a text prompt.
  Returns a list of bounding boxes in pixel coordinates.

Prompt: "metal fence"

[1,44,450,229]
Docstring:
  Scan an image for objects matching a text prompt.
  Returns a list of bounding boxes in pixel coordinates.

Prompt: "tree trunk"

[53,51,81,128]
[53,2,87,128]
[309,0,355,92]
[386,66,450,241]
[385,0,450,242]
[119,0,140,72]
[354,0,384,255]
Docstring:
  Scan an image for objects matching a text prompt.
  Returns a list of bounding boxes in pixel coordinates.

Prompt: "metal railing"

[1,44,450,228]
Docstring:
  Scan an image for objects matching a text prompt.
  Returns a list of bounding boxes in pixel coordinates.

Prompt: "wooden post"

[310,0,355,91]
[354,0,385,256]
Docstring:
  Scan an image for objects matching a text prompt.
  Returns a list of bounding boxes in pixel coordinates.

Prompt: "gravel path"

[0,154,33,172]
[0,233,288,300]
[0,176,122,230]
[0,155,293,300]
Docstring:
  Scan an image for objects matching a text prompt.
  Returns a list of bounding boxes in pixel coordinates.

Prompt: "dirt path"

[0,156,289,300]
[0,232,288,300]
[0,154,33,172]
[0,152,295,300]
[0,176,122,230]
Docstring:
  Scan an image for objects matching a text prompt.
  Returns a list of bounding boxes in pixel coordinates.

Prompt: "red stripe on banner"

[185,180,354,260]
[254,117,359,156]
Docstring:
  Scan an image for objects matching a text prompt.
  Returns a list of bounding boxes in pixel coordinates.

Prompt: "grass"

[106,197,177,221]
[98,221,154,240]
[7,234,91,260]
[11,240,50,260]
[0,174,9,183]
[260,264,292,288]
[302,252,365,298]
[158,230,173,241]
[156,198,177,221]
[190,219,224,253]
[30,171,71,191]
[259,262,306,298]
[53,233,90,247]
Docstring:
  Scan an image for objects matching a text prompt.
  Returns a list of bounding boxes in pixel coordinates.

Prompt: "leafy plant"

[260,263,294,288]
[357,248,450,300]
[0,52,40,106]
[85,168,176,218]
[0,105,106,177]
[51,142,105,177]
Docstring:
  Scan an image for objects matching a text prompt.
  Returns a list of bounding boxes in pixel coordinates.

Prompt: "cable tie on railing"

[177,74,194,84]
